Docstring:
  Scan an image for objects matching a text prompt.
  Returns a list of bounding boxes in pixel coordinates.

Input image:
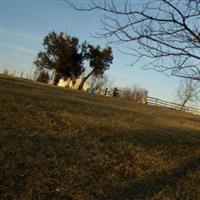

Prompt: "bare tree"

[176,79,200,110]
[122,87,134,100]
[88,75,108,91]
[68,0,200,81]
[122,85,148,103]
[88,74,115,94]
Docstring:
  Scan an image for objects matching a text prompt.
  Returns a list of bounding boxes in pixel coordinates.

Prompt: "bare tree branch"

[68,0,200,80]
[176,78,200,110]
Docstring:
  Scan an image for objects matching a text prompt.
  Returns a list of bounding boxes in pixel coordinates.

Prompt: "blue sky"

[0,0,181,101]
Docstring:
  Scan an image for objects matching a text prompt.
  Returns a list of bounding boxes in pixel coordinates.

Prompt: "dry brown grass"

[0,75,200,200]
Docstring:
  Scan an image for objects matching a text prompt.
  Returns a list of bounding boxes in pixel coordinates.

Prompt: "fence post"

[104,88,108,96]
[113,87,119,97]
[155,98,158,105]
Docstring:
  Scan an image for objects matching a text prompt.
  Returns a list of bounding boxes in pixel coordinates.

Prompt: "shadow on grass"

[94,125,200,149]
[104,156,200,199]
[1,125,200,199]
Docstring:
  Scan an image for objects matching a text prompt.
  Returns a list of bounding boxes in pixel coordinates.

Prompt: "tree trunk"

[180,98,189,111]
[78,69,94,90]
[53,72,61,85]
[70,72,76,86]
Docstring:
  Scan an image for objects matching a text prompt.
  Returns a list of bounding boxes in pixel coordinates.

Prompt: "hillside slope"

[1,76,200,200]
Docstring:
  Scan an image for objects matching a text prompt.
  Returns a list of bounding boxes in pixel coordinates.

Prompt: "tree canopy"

[34,31,113,88]
[78,45,113,90]
[34,31,86,84]
[69,0,200,81]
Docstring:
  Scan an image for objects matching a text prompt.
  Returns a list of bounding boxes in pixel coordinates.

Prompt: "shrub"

[36,70,50,83]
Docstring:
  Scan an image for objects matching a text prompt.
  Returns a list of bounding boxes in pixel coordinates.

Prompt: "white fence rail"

[147,96,200,115]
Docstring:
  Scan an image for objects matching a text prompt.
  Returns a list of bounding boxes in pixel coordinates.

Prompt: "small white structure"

[57,78,90,91]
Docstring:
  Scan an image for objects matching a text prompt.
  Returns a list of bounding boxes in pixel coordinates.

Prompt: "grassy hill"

[1,76,200,200]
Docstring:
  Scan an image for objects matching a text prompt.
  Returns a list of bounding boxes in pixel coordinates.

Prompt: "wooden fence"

[147,96,200,115]
[98,88,200,115]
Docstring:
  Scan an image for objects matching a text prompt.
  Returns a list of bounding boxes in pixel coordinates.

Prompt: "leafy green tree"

[78,45,113,90]
[34,31,113,89]
[34,31,86,85]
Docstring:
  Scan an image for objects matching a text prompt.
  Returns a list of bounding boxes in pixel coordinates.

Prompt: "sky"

[0,0,182,102]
